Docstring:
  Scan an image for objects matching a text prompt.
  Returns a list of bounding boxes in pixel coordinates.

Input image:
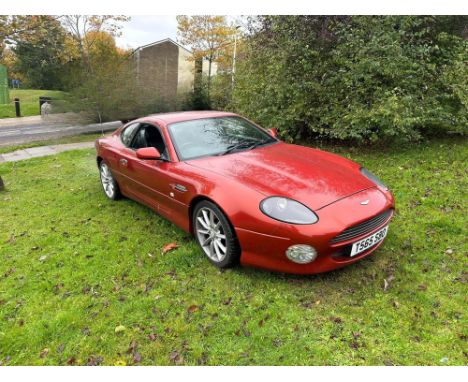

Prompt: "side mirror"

[136,147,161,160]
[268,128,278,138]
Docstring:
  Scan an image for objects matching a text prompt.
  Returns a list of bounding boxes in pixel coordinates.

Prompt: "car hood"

[186,142,375,210]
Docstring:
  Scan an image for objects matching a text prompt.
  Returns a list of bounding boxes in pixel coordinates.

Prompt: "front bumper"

[236,187,394,274]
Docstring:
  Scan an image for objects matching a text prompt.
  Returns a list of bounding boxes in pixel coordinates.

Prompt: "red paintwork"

[136,147,160,160]
[95,111,395,274]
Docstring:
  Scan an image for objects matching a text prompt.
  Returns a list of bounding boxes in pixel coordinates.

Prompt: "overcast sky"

[114,15,247,50]
[115,15,178,50]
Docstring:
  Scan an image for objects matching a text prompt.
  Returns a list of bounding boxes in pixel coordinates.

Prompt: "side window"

[131,128,148,150]
[121,123,139,147]
[130,124,168,159]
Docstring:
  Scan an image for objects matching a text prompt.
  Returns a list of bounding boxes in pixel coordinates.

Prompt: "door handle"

[119,158,128,166]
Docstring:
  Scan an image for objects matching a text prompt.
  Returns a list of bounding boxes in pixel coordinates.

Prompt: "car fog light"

[286,245,318,264]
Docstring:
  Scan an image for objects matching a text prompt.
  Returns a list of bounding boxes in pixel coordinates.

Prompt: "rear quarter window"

[121,123,139,147]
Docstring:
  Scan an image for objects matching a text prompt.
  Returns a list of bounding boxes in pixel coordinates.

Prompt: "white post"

[232,26,240,88]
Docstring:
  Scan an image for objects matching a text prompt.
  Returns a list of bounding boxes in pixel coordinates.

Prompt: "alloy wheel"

[100,163,115,198]
[195,207,228,262]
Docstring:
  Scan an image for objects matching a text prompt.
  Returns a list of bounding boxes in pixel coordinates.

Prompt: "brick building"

[133,38,216,103]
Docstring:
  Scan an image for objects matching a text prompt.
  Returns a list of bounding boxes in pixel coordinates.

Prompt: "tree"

[176,15,237,91]
[59,15,129,73]
[12,16,66,89]
[231,16,468,143]
[1,48,21,83]
[0,16,50,60]
[66,31,168,123]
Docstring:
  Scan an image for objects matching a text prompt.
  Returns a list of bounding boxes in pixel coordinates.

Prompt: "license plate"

[350,225,388,257]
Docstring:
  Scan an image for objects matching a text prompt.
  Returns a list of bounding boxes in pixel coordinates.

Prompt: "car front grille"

[330,209,393,244]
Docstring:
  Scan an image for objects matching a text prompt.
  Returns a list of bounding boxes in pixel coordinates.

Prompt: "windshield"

[168,116,277,160]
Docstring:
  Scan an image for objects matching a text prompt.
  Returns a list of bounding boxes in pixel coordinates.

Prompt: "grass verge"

[0,89,66,118]
[0,137,466,365]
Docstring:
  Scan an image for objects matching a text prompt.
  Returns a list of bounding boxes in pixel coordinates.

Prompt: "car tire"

[99,161,121,200]
[193,200,241,268]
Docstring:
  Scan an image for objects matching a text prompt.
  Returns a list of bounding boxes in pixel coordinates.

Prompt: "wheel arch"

[188,195,235,237]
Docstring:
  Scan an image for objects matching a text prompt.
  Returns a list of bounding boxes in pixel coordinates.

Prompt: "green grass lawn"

[0,89,65,118]
[0,138,466,365]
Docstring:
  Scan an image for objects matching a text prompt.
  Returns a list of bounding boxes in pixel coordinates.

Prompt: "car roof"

[141,110,239,125]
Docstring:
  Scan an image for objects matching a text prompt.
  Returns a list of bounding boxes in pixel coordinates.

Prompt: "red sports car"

[95,111,394,274]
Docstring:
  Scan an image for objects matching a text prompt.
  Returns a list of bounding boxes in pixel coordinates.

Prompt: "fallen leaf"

[81,327,90,336]
[67,357,76,365]
[115,325,126,334]
[445,248,454,255]
[133,352,142,364]
[148,333,157,341]
[350,341,359,349]
[170,350,184,365]
[161,242,178,254]
[127,340,138,354]
[39,348,49,358]
[383,275,394,291]
[440,357,449,363]
[87,355,103,366]
[188,304,199,313]
[223,297,232,305]
[39,255,47,262]
[3,268,15,278]
[114,360,126,366]
[243,328,251,337]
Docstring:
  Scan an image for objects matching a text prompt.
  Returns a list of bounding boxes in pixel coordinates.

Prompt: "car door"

[104,122,138,189]
[116,123,176,214]
[112,122,141,197]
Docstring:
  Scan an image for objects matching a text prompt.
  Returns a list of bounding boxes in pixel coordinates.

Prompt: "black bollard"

[14,98,21,117]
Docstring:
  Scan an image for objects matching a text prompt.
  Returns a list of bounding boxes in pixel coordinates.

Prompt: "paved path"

[0,142,95,163]
[0,117,121,147]
[0,115,44,127]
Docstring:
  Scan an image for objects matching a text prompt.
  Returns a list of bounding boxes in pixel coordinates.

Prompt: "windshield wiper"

[247,139,271,150]
[217,138,273,156]
[217,140,254,156]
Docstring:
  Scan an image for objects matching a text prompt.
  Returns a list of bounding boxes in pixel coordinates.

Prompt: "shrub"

[231,16,468,143]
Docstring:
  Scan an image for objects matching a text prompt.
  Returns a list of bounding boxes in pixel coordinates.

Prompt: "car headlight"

[260,197,318,224]
[360,167,388,190]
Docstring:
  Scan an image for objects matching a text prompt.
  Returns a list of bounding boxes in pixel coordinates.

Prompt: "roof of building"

[134,38,192,54]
